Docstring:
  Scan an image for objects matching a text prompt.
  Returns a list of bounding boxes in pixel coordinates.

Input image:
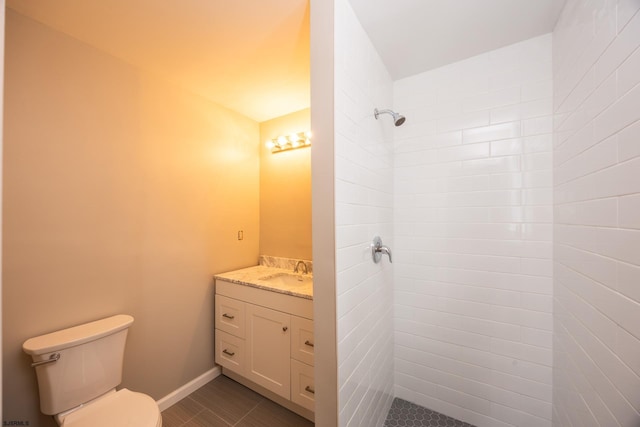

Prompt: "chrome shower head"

[374,108,406,126]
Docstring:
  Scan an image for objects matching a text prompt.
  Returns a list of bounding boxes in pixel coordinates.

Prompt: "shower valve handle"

[371,236,393,263]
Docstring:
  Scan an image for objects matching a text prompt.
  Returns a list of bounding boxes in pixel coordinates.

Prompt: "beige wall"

[3,10,259,426]
[259,109,312,260]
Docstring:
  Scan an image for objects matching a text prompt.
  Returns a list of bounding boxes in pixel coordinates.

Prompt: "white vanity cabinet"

[214,279,314,419]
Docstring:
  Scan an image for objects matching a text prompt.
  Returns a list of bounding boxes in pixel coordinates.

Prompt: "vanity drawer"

[216,295,245,338]
[291,359,314,412]
[215,330,245,375]
[291,316,314,366]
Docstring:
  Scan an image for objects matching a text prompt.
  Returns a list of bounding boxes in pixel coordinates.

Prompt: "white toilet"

[23,314,162,427]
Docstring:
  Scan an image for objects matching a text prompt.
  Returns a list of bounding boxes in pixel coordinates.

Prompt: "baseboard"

[156,366,221,411]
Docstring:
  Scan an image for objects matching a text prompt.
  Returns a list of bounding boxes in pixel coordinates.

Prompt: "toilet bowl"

[23,315,162,427]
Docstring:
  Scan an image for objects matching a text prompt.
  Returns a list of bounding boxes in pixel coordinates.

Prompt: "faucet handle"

[371,236,393,264]
[378,246,392,263]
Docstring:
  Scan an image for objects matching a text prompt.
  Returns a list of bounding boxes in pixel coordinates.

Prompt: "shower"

[374,108,406,126]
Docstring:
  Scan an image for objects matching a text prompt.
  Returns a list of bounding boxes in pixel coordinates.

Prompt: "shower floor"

[384,398,475,427]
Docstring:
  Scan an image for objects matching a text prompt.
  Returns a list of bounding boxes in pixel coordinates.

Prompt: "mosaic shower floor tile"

[384,398,475,427]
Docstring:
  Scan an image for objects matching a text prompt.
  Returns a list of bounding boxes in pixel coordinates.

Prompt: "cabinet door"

[291,315,314,366]
[245,303,291,399]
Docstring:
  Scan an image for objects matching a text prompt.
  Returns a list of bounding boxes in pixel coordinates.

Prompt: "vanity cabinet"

[214,279,314,417]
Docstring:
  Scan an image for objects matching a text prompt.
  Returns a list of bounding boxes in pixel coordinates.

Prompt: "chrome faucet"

[294,260,308,274]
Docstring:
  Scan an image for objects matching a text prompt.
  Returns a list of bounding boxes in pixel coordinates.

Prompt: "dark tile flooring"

[161,375,314,427]
[384,398,475,427]
[162,376,472,427]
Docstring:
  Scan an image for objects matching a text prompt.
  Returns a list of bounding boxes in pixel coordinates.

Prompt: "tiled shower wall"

[392,35,554,427]
[552,1,640,426]
[334,0,395,425]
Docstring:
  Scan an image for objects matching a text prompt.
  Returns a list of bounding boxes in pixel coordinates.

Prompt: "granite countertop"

[214,265,313,300]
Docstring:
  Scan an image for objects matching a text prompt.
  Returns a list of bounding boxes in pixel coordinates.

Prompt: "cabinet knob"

[282,326,288,332]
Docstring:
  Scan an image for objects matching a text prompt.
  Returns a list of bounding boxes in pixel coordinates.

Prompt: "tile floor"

[162,375,473,427]
[161,375,314,427]
[384,398,475,427]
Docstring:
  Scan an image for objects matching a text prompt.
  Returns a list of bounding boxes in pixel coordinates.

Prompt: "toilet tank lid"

[23,315,134,356]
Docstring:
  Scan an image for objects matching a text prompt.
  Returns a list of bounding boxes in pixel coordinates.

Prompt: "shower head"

[374,108,406,126]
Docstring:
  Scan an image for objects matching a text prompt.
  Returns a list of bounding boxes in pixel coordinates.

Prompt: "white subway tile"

[490,173,524,189]
[618,194,640,229]
[463,122,521,144]
[437,175,490,192]
[491,138,523,156]
[591,156,640,200]
[520,257,553,277]
[393,31,554,425]
[586,72,617,124]
[522,223,552,241]
[489,207,523,223]
[616,326,640,377]
[617,0,640,32]
[596,5,640,83]
[463,87,521,113]
[523,188,553,206]
[522,116,554,136]
[617,261,640,303]
[437,111,491,133]
[523,206,553,223]
[490,104,521,124]
[462,155,522,175]
[521,98,553,119]
[594,78,640,142]
[335,0,395,422]
[522,169,553,188]
[522,79,553,102]
[437,142,490,163]
[618,118,640,161]
[523,152,552,171]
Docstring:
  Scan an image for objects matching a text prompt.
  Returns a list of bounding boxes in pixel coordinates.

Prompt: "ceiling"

[7,0,310,122]
[348,0,566,80]
[7,1,565,121]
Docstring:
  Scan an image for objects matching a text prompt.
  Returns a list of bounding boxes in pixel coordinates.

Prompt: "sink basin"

[258,273,313,288]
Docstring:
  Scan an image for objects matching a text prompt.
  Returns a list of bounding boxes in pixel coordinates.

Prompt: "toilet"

[23,315,162,427]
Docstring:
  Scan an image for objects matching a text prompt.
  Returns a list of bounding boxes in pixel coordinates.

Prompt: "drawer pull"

[222,313,235,320]
[283,326,288,332]
[305,385,315,394]
[304,340,314,348]
[222,349,235,357]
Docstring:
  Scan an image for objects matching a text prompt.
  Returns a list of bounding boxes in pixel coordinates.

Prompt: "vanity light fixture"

[266,131,311,153]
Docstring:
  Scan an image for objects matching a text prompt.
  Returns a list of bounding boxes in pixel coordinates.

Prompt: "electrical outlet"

[237,230,244,240]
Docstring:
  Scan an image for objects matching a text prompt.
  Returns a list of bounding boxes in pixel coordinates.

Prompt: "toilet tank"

[23,315,134,415]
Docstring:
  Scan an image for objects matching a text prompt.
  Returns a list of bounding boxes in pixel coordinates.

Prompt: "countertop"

[214,265,313,300]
